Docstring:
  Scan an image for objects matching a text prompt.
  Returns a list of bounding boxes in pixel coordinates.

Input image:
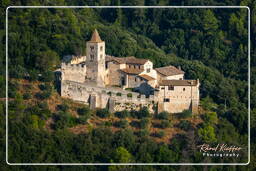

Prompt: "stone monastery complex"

[60,29,200,114]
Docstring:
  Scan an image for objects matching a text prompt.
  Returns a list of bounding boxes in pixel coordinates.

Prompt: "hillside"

[0,0,255,170]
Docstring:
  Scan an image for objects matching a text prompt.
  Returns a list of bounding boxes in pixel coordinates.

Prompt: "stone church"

[60,29,200,114]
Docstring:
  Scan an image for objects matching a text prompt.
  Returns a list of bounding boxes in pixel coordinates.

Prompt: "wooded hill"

[0,0,255,170]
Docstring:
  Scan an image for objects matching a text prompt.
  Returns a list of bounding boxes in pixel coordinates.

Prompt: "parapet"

[61,62,86,71]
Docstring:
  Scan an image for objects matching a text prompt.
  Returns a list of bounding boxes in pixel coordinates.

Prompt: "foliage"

[160,120,172,129]
[178,120,191,131]
[198,124,217,143]
[178,110,192,119]
[114,119,129,128]
[154,130,165,138]
[96,108,110,118]
[115,110,130,118]
[156,111,169,120]
[202,111,218,124]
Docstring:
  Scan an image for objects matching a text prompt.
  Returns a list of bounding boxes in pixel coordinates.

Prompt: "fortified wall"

[61,80,157,113]
[61,63,86,83]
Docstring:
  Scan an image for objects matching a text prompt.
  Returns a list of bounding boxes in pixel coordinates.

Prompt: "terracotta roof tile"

[139,74,155,81]
[106,55,148,65]
[120,68,144,75]
[88,29,103,43]
[155,66,184,76]
[159,80,198,86]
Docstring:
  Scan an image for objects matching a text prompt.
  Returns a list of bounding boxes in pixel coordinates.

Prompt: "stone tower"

[86,29,106,87]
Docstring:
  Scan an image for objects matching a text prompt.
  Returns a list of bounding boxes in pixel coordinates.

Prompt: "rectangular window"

[90,46,94,50]
[164,98,170,102]
[100,46,103,51]
[100,54,103,59]
[183,88,186,91]
[168,86,174,90]
[146,68,150,73]
[161,87,165,90]
[90,54,94,61]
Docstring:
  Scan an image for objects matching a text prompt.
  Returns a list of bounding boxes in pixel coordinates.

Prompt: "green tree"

[198,124,217,143]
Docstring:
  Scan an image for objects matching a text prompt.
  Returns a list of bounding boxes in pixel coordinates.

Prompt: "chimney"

[178,66,181,70]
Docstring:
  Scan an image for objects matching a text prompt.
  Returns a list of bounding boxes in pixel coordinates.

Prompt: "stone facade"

[60,29,200,114]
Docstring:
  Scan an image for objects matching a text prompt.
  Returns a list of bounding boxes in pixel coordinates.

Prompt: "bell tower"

[86,29,106,86]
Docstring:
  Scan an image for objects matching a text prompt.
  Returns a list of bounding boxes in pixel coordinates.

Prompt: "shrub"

[136,107,150,119]
[137,129,150,137]
[139,118,150,129]
[127,93,132,98]
[160,120,172,128]
[156,111,169,120]
[77,115,89,124]
[40,71,54,82]
[116,92,122,96]
[38,83,52,91]
[179,110,192,118]
[96,108,110,118]
[178,120,191,131]
[154,130,165,138]
[23,92,32,100]
[35,91,51,100]
[104,121,112,127]
[114,119,129,128]
[77,107,90,116]
[57,103,69,112]
[53,112,78,130]
[115,110,130,118]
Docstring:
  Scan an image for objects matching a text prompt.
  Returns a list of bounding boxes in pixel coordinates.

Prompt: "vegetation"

[0,0,255,169]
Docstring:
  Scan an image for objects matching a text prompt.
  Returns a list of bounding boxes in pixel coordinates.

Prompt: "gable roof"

[120,68,144,75]
[155,66,184,76]
[88,29,103,43]
[139,74,155,81]
[106,55,148,65]
[159,80,198,86]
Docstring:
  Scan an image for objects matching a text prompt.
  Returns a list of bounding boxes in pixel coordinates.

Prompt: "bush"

[160,120,172,128]
[115,110,130,118]
[77,107,90,116]
[139,118,150,129]
[57,103,69,112]
[114,119,129,128]
[116,92,122,96]
[127,93,132,98]
[23,92,32,100]
[179,110,192,118]
[35,91,51,100]
[53,112,78,130]
[77,116,89,124]
[104,121,112,127]
[154,130,165,138]
[136,129,150,137]
[96,108,110,118]
[136,107,150,119]
[38,83,52,91]
[40,71,54,82]
[156,111,169,120]
[178,120,191,131]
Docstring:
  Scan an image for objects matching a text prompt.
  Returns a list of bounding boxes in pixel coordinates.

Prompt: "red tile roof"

[155,66,184,76]
[88,29,103,43]
[159,80,198,86]
[139,74,155,81]
[106,56,148,65]
[120,68,144,75]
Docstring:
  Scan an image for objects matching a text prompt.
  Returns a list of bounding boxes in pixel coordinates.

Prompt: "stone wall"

[61,80,199,114]
[61,80,156,113]
[61,63,86,83]
[157,84,199,114]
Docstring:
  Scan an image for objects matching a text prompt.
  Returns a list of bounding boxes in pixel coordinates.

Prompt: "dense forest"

[0,0,255,170]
